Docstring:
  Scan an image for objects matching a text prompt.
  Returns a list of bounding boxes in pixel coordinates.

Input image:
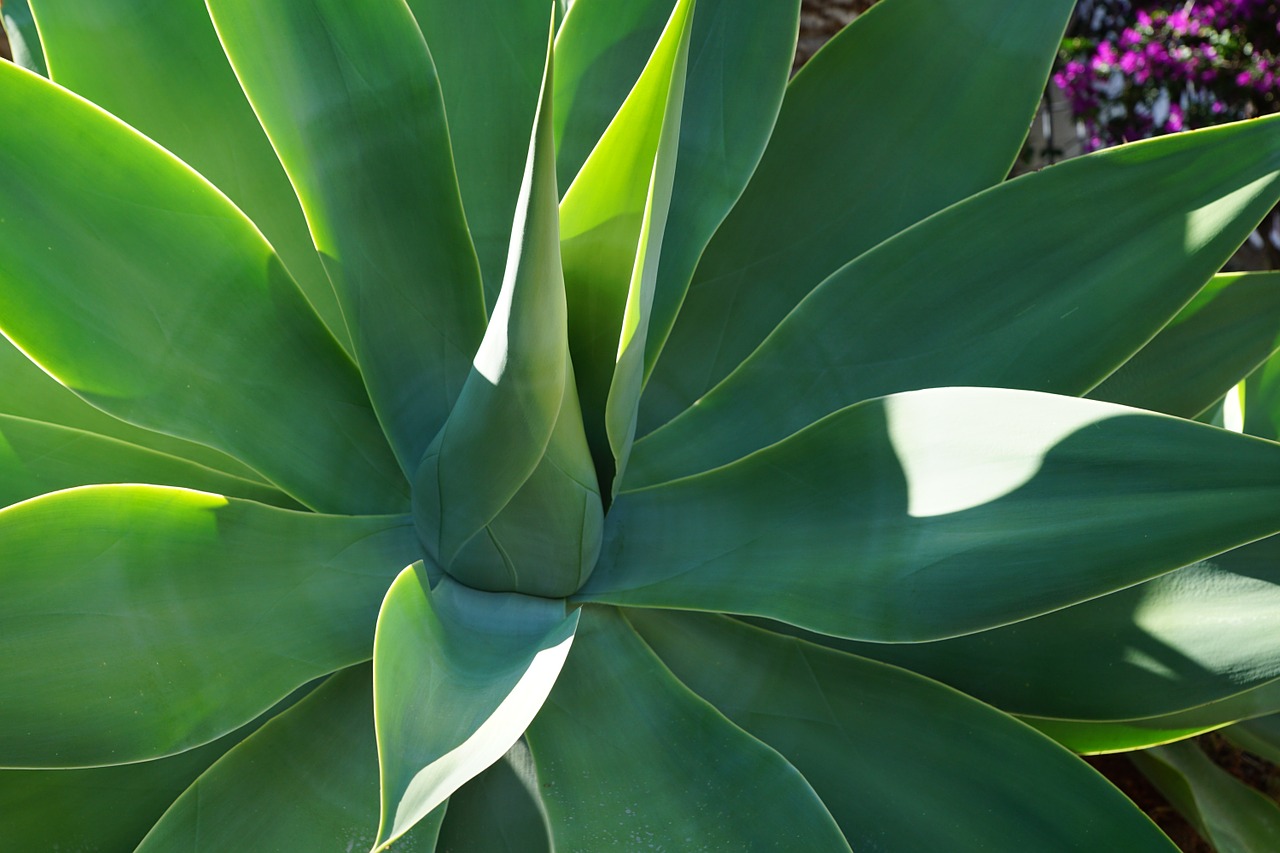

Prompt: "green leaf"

[414,31,600,597]
[638,0,803,382]
[29,0,348,351]
[372,571,576,851]
[641,0,1076,433]
[601,0,691,487]
[552,0,673,190]
[524,606,852,851]
[1,0,46,76]
[812,536,1280,721]
[0,414,297,509]
[631,610,1178,851]
[0,61,406,514]
[1224,714,1280,765]
[585,388,1280,641]
[558,0,695,474]
[1090,272,1280,418]
[1135,740,1280,853]
[405,0,549,306]
[138,665,444,853]
[435,742,552,853]
[1244,342,1280,442]
[631,116,1280,488]
[0,485,419,767]
[0,686,311,852]
[0,335,269,484]
[207,0,487,474]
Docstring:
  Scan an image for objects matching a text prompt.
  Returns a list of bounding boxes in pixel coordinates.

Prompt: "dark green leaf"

[524,606,852,851]
[586,389,1280,641]
[137,665,444,853]
[1,0,46,75]
[207,0,488,474]
[435,742,552,853]
[632,116,1280,488]
[642,0,1076,433]
[632,610,1178,851]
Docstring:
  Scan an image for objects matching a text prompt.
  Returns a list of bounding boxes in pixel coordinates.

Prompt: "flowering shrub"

[1056,0,1279,150]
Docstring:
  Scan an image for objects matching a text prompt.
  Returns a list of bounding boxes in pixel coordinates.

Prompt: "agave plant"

[7,0,1280,849]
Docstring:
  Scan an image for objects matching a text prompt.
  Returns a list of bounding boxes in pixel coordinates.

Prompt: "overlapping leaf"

[641,0,1077,433]
[372,571,577,850]
[29,0,347,348]
[632,611,1178,851]
[207,0,488,473]
[0,486,418,767]
[587,388,1280,641]
[631,115,1280,488]
[525,606,852,851]
[0,60,406,514]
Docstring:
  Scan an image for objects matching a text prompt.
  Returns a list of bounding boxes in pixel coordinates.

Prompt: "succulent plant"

[6,0,1280,849]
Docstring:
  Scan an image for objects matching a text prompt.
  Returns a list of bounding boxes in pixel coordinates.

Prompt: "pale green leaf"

[1224,714,1280,765]
[0,60,406,514]
[0,485,418,767]
[631,116,1280,488]
[524,606,852,851]
[372,571,577,851]
[207,0,487,473]
[632,610,1178,851]
[558,0,694,471]
[585,388,1280,641]
[642,0,1076,433]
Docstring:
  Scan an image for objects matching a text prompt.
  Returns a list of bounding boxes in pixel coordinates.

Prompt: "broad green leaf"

[414,33,599,596]
[1224,714,1280,765]
[406,0,549,306]
[0,414,296,509]
[641,0,1076,434]
[631,610,1178,851]
[443,366,603,597]
[585,388,1280,642]
[207,0,487,474]
[813,538,1280,720]
[552,0,673,189]
[30,0,348,350]
[525,606,852,851]
[1135,741,1280,852]
[138,665,443,853]
[0,0,46,76]
[372,571,577,851]
[1026,717,1229,755]
[1090,272,1280,417]
[435,742,552,853]
[0,686,311,851]
[0,335,268,483]
[602,0,690,487]
[0,61,406,514]
[558,0,694,473]
[0,485,419,767]
[1244,343,1280,441]
[631,116,1280,488]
